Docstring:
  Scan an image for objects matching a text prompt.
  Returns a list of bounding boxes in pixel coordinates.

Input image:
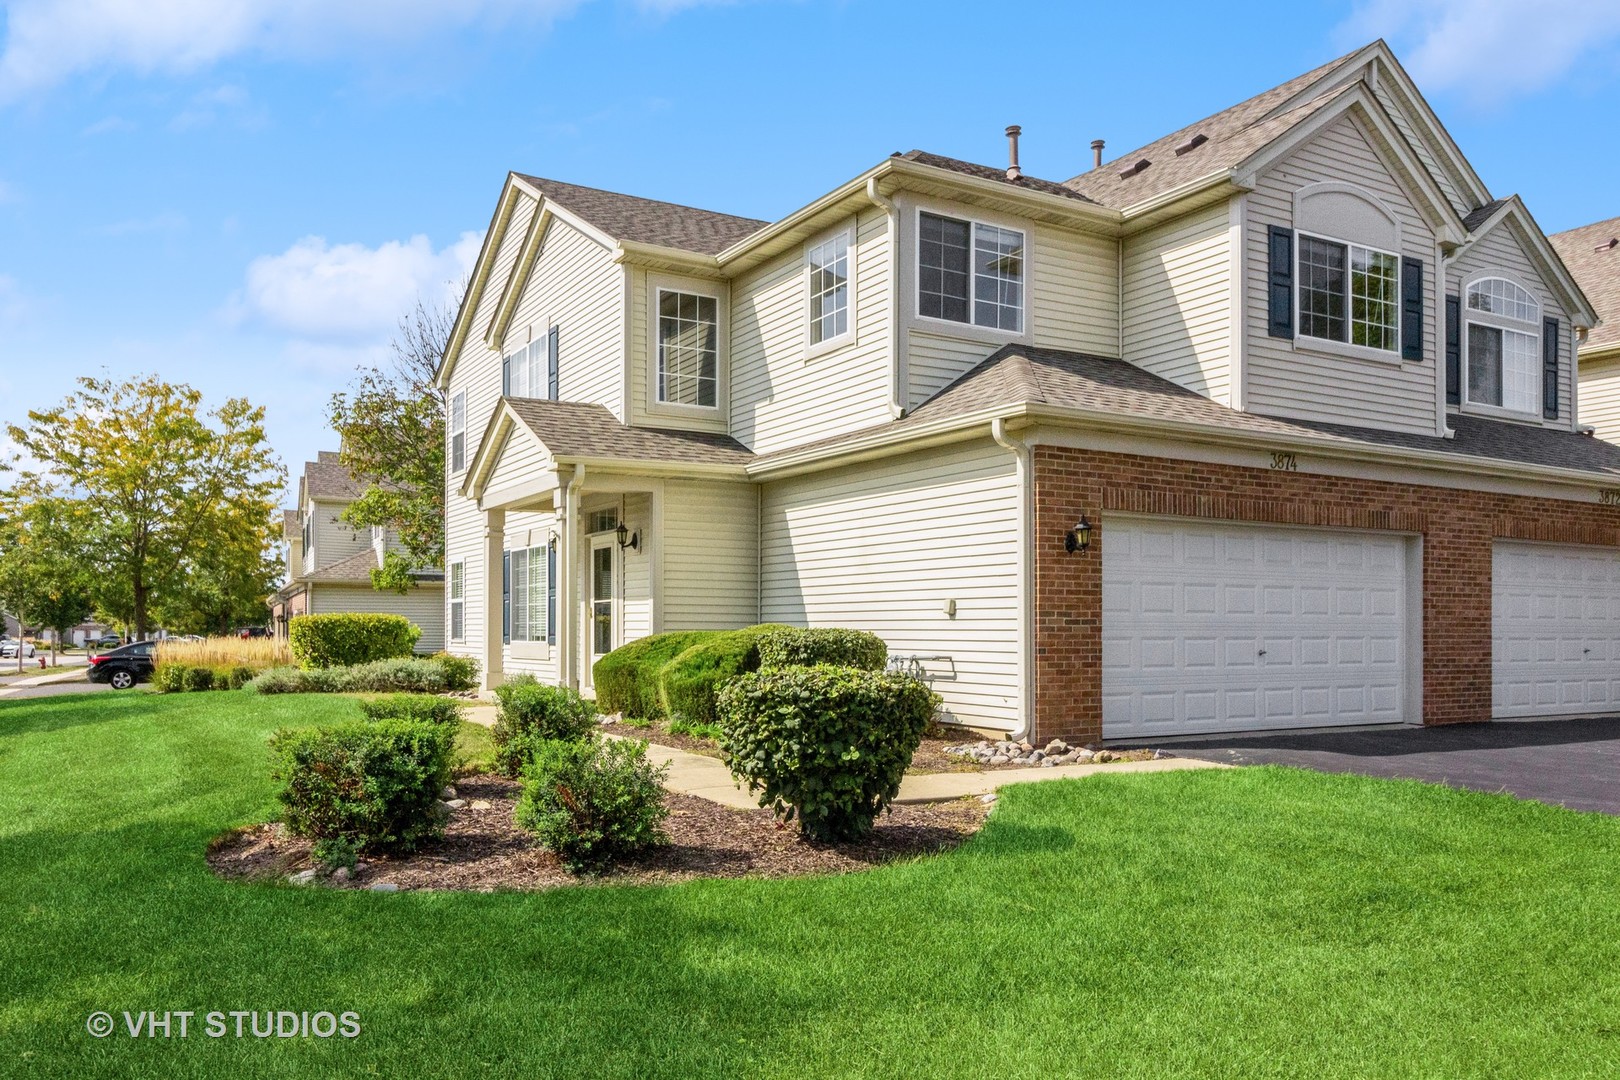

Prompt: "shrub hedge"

[717,665,939,841]
[153,663,258,693]
[247,654,480,695]
[358,693,465,728]
[659,624,792,726]
[269,718,455,852]
[288,613,421,669]
[491,675,598,777]
[515,736,670,872]
[755,627,888,672]
[591,630,718,720]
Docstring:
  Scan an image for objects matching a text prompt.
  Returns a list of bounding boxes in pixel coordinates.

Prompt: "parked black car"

[87,641,156,689]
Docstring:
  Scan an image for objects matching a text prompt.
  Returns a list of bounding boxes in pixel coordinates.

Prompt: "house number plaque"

[1269,451,1298,472]
[1599,489,1620,506]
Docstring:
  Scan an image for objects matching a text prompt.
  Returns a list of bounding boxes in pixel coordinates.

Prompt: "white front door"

[589,535,618,671]
[1493,541,1620,718]
[1102,519,1409,738]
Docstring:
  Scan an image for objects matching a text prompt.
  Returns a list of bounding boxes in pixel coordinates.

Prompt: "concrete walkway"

[0,667,96,698]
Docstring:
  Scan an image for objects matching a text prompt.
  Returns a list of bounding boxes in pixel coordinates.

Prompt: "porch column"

[482,507,505,691]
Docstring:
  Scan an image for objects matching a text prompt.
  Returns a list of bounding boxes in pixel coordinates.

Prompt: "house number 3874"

[1269,452,1298,472]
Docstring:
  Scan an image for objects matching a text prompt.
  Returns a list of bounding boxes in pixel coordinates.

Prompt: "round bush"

[359,693,465,728]
[657,624,791,726]
[515,736,670,872]
[755,627,888,671]
[182,666,215,692]
[592,630,718,720]
[288,613,422,669]
[718,665,939,841]
[152,664,187,693]
[491,676,598,777]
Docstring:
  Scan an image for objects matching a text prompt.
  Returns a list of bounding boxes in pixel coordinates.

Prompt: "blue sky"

[2,0,1617,505]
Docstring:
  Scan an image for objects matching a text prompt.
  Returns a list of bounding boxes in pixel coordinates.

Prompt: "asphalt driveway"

[1146,717,1620,816]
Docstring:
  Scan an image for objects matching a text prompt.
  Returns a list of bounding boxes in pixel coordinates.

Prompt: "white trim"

[448,558,466,643]
[1228,194,1247,410]
[644,272,729,423]
[1459,271,1543,420]
[990,418,1033,740]
[1293,229,1403,358]
[803,220,856,360]
[908,202,1032,343]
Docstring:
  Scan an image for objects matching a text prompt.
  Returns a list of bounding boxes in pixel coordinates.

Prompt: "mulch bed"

[207,775,988,893]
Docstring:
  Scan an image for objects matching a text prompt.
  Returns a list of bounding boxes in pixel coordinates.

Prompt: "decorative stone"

[445,798,467,809]
[1041,759,1056,768]
[1153,749,1174,760]
[288,869,317,886]
[978,793,998,804]
[470,799,492,810]
[440,786,457,800]
[369,882,399,893]
[1074,749,1095,763]
[988,753,1010,765]
[330,866,353,884]
[1094,750,1115,764]
[1044,739,1069,756]
[1029,750,1046,762]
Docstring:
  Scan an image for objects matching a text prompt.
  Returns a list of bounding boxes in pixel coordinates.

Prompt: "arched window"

[1464,277,1541,414]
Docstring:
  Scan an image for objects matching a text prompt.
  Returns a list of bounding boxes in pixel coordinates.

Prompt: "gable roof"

[895,151,1098,204]
[504,398,754,466]
[513,174,767,256]
[302,453,363,501]
[1551,215,1620,355]
[753,344,1620,483]
[281,510,299,539]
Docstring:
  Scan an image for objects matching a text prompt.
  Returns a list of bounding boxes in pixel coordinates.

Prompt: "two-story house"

[438,40,1617,746]
[1550,216,1620,441]
[269,451,445,652]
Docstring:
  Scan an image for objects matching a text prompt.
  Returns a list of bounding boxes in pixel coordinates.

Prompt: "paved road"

[1151,718,1620,815]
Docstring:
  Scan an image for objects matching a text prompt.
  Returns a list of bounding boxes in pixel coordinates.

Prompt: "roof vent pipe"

[1091,139,1105,168]
[1005,125,1022,181]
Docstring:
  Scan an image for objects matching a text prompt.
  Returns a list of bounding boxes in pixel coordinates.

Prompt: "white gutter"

[867,176,905,419]
[990,417,1034,741]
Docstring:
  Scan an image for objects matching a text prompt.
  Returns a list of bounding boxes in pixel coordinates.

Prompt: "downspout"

[867,176,904,419]
[562,463,585,690]
[990,417,1034,741]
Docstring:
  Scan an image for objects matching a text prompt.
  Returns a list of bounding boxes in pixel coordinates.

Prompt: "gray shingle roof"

[1462,198,1510,233]
[306,548,380,584]
[282,510,299,539]
[505,398,754,467]
[1551,215,1620,354]
[896,151,1098,203]
[756,344,1620,480]
[514,174,768,256]
[303,454,364,500]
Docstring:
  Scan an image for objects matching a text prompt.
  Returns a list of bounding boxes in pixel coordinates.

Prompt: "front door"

[589,536,617,669]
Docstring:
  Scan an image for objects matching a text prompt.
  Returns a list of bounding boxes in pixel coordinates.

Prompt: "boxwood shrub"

[658,624,791,726]
[359,693,465,728]
[755,627,887,672]
[515,736,670,872]
[247,655,479,695]
[717,665,939,841]
[591,630,718,720]
[288,613,422,669]
[153,662,259,693]
[492,675,598,777]
[268,718,455,852]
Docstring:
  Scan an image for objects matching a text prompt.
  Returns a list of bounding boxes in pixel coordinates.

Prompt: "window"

[807,230,850,345]
[301,511,310,556]
[448,560,465,642]
[656,290,719,407]
[918,212,1025,332]
[1297,234,1398,351]
[1464,277,1541,414]
[587,509,618,534]
[450,391,466,472]
[508,545,548,643]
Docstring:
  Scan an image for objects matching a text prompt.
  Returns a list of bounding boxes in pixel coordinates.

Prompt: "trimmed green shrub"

[515,736,670,872]
[311,836,359,873]
[591,630,718,720]
[288,613,422,669]
[658,624,791,726]
[359,693,465,728]
[182,666,215,692]
[718,665,939,841]
[224,665,257,690]
[248,656,472,695]
[432,652,481,692]
[269,718,455,852]
[756,627,888,672]
[153,662,263,693]
[492,676,598,778]
[152,664,186,693]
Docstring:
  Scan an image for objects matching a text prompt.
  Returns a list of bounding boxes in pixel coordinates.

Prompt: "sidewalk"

[0,667,94,698]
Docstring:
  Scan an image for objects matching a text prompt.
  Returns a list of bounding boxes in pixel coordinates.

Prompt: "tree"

[4,374,284,641]
[327,298,450,594]
[0,501,94,667]
[152,506,284,636]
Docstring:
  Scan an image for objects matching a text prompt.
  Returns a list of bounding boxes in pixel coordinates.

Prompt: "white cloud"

[230,231,481,342]
[1340,0,1620,105]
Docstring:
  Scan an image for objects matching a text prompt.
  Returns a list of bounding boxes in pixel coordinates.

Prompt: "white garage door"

[1493,542,1620,718]
[1102,519,1409,738]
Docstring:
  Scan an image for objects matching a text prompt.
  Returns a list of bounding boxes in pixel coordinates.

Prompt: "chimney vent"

[1174,133,1209,156]
[1091,139,1105,169]
[1598,237,1619,252]
[1005,125,1022,181]
[1119,158,1151,179]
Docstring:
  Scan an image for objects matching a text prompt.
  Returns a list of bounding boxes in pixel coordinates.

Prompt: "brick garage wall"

[1033,445,1620,745]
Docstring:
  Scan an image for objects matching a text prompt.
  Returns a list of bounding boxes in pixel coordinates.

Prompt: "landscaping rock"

[440,786,457,800]
[1152,749,1175,760]
[369,882,399,893]
[445,799,467,810]
[1044,739,1069,755]
[978,793,997,804]
[470,799,492,810]
[330,866,353,884]
[1074,749,1095,763]
[1094,750,1115,764]
[288,869,317,886]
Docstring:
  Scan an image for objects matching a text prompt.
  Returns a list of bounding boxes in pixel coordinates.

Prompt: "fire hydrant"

[37,656,45,669]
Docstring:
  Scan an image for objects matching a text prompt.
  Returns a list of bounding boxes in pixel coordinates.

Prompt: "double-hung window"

[1464,277,1540,414]
[1297,234,1399,352]
[448,560,465,642]
[918,212,1025,332]
[657,290,718,408]
[508,544,549,644]
[503,331,561,401]
[807,230,850,346]
[449,391,466,472]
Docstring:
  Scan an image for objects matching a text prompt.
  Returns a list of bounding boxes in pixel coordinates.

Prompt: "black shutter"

[546,542,557,646]
[501,352,510,397]
[1543,317,1561,419]
[547,326,560,401]
[1445,294,1461,406]
[1267,226,1293,338]
[501,551,510,645]
[1401,258,1424,361]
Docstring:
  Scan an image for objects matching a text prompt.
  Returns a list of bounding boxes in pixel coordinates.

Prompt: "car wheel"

[109,670,135,690]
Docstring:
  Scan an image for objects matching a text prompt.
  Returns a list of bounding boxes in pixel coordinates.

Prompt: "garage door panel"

[1493,541,1620,718]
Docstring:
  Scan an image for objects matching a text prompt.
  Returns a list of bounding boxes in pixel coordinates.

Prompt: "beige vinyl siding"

[1370,79,1468,219]
[760,439,1021,731]
[1447,218,1574,428]
[728,209,894,454]
[908,331,998,409]
[621,493,653,643]
[1121,202,1233,403]
[443,192,540,663]
[1244,112,1439,436]
[305,498,371,573]
[484,427,551,497]
[504,215,627,418]
[309,582,446,654]
[660,480,759,630]
[1579,357,1620,443]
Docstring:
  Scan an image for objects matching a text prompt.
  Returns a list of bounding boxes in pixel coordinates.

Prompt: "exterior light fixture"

[616,522,640,552]
[1064,515,1092,554]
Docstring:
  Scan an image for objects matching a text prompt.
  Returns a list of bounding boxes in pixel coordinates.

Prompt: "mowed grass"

[3,694,1620,1079]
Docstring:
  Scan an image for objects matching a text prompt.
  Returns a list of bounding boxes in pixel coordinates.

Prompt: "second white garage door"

[1102,519,1410,738]
[1494,541,1620,718]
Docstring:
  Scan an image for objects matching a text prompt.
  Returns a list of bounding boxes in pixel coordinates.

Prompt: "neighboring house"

[1550,217,1620,441]
[438,40,1616,746]
[268,451,445,652]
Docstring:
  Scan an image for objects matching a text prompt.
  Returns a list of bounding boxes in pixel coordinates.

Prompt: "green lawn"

[3,693,1619,1079]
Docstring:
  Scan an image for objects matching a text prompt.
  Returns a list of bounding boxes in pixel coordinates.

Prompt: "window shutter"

[501,353,510,397]
[1445,295,1461,406]
[1401,258,1424,361]
[547,326,560,401]
[501,551,511,645]
[1543,317,1561,419]
[1267,226,1293,338]
[546,542,557,646]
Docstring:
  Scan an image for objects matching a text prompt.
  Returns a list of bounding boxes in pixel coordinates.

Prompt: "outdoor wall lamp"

[616,522,640,552]
[1064,515,1092,554]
